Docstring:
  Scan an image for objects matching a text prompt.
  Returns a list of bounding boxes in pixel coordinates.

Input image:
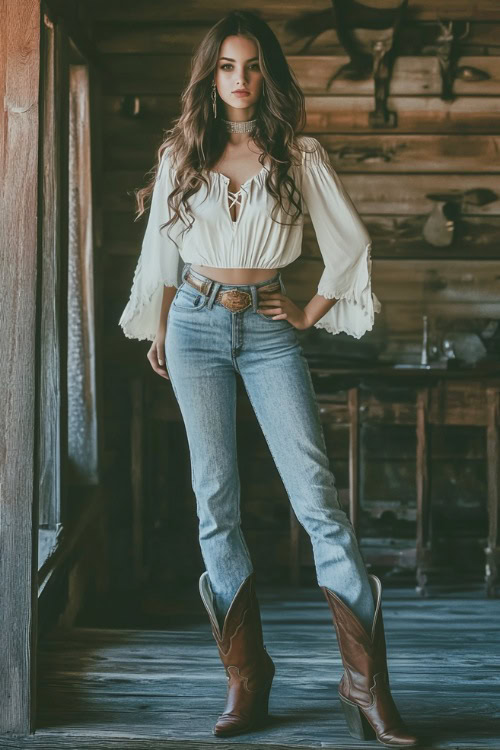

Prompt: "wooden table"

[305,364,500,597]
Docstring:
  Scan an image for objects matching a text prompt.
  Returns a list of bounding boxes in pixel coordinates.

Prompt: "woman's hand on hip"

[256,288,312,330]
[147,329,170,380]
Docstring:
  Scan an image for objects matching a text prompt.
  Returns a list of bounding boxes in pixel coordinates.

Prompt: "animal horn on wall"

[433,17,490,101]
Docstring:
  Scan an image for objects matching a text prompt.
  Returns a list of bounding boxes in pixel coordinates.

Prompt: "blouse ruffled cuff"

[118,254,181,342]
[118,145,184,342]
[313,241,382,339]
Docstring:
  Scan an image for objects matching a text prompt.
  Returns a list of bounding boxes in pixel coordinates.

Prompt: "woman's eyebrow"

[219,56,259,62]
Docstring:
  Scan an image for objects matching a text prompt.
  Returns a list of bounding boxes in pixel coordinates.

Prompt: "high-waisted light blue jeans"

[165,263,375,634]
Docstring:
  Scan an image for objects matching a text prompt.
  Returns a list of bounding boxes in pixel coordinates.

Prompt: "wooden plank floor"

[31,584,500,750]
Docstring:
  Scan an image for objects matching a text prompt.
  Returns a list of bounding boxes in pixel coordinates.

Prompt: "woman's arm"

[299,137,381,338]
[302,293,338,328]
[147,284,177,380]
[158,284,177,333]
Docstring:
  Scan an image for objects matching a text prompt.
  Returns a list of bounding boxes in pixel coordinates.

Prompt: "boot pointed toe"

[213,712,250,736]
[377,727,419,748]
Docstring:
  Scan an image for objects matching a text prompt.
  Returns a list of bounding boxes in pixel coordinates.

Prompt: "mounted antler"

[435,18,474,100]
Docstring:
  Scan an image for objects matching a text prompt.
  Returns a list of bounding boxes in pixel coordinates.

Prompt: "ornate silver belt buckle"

[219,289,252,312]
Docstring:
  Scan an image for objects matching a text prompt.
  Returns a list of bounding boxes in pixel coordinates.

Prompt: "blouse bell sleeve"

[118,147,185,341]
[300,138,381,339]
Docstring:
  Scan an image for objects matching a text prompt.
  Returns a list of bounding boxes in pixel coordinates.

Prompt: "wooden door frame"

[0,0,42,735]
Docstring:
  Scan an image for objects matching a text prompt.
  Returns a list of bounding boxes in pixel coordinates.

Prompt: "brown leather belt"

[184,269,281,313]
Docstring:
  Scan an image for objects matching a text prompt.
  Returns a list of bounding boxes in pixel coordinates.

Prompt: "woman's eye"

[220,63,260,71]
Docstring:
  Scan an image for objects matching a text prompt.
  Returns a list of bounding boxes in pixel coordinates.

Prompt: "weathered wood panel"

[101,55,500,97]
[324,135,500,174]
[88,0,500,22]
[0,0,41,735]
[102,93,500,134]
[93,20,500,56]
[39,13,61,528]
[372,302,500,335]
[67,63,99,485]
[305,95,500,133]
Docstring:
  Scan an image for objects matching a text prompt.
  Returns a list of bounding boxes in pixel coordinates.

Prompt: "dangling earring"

[211,80,217,118]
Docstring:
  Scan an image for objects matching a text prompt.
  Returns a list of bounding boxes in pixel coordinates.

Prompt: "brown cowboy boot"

[322,574,419,747]
[199,570,275,737]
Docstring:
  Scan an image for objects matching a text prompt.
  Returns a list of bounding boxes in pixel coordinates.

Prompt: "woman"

[119,10,418,748]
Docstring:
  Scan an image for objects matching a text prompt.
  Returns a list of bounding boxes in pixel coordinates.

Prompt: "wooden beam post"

[131,377,145,585]
[0,0,41,734]
[416,387,430,597]
[485,387,499,597]
[289,507,301,586]
[348,387,360,536]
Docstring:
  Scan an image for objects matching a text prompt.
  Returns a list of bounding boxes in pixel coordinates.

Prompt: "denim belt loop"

[250,286,258,312]
[207,280,221,309]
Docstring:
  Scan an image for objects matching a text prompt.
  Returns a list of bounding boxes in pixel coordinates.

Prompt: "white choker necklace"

[221,118,257,134]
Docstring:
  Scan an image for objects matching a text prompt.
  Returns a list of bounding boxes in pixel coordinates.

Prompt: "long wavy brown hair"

[133,10,312,250]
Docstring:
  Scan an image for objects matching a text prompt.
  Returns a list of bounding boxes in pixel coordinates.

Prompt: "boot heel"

[339,695,376,741]
[255,676,273,719]
[243,682,272,734]
[261,680,273,715]
[258,679,273,719]
[259,653,275,716]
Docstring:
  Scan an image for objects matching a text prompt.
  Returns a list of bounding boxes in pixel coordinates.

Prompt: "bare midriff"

[190,265,279,284]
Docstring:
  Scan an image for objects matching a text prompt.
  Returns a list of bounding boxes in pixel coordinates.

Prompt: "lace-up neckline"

[209,165,269,226]
[227,188,244,223]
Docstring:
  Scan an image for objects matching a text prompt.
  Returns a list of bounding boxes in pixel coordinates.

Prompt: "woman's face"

[214,35,263,120]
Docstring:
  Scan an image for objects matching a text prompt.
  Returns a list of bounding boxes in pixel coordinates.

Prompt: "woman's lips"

[233,91,250,97]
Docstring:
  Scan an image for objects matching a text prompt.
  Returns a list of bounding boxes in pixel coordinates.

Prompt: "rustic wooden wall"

[93,1,500,361]
[86,0,500,592]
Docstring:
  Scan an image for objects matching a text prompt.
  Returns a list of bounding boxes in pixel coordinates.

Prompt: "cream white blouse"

[119,135,381,341]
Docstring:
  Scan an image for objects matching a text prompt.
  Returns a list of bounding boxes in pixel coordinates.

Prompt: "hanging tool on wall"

[422,188,497,248]
[329,0,408,128]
